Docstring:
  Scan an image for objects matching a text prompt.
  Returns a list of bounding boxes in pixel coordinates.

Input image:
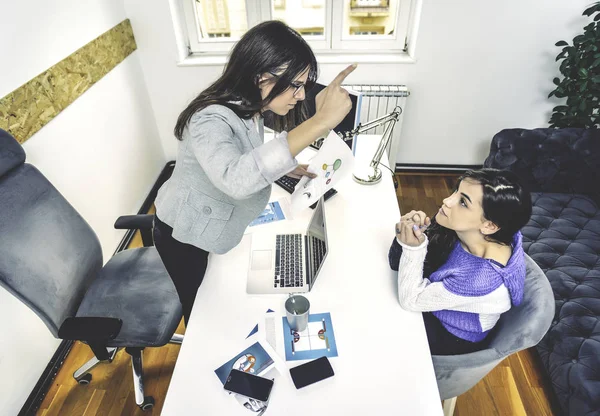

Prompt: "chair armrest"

[114,214,154,247]
[58,317,122,341]
[114,214,154,231]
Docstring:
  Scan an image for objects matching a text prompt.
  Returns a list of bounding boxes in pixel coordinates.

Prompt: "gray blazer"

[155,104,297,254]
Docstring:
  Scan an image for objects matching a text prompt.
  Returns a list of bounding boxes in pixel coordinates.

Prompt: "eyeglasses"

[268,72,306,97]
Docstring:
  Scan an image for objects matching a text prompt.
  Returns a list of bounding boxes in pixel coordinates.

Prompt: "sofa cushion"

[523,192,600,415]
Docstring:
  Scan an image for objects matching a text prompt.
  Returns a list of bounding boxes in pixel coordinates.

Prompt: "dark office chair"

[0,129,182,411]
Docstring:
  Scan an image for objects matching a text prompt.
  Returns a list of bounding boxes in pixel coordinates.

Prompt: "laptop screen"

[305,198,328,290]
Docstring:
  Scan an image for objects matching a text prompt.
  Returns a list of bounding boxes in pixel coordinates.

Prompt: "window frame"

[330,0,411,51]
[170,0,422,65]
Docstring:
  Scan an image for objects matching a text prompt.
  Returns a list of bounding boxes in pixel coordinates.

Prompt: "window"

[177,0,419,61]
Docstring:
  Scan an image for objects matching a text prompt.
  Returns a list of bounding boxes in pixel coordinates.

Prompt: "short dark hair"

[174,20,318,140]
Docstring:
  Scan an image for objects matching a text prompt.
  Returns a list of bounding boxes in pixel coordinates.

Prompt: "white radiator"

[344,84,410,169]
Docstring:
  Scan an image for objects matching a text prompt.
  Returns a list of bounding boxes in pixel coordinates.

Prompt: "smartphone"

[223,369,274,402]
[289,356,335,389]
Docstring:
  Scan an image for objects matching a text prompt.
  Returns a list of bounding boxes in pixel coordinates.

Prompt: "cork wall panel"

[0,19,137,144]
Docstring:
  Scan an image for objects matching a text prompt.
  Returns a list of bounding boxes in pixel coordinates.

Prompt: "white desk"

[162,136,442,415]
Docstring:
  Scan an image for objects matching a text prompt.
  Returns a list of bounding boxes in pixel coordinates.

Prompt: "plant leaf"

[583,3,600,16]
[555,40,569,47]
[579,68,589,77]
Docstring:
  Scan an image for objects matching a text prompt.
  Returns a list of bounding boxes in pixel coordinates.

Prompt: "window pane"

[272,0,326,38]
[343,0,398,37]
[194,0,248,41]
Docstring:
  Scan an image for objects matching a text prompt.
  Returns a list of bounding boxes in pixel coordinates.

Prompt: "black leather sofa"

[483,128,600,415]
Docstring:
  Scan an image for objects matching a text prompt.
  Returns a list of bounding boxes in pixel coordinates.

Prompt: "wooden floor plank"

[455,381,500,416]
[509,351,559,416]
[106,357,141,416]
[82,389,106,416]
[44,385,68,416]
[486,366,527,416]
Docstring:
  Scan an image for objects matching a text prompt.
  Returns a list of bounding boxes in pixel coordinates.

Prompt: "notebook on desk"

[246,198,328,294]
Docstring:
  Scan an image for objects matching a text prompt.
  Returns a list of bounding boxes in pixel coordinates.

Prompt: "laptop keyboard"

[274,175,299,193]
[310,236,326,272]
[274,234,304,288]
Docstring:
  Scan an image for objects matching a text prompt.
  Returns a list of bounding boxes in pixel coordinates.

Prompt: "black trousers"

[423,312,488,356]
[153,215,209,326]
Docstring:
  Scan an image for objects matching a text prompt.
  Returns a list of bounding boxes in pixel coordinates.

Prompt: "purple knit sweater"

[394,232,526,342]
[429,232,525,341]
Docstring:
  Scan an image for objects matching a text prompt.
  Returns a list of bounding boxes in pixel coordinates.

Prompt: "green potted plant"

[549,1,600,129]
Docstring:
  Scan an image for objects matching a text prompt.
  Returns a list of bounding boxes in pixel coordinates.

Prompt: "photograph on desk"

[214,328,285,414]
[214,341,276,385]
[282,312,338,361]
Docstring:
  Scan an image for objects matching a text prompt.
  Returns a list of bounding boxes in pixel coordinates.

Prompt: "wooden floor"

[36,174,561,416]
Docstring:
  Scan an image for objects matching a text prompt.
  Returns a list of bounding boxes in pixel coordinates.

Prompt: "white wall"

[125,0,590,166]
[0,1,165,414]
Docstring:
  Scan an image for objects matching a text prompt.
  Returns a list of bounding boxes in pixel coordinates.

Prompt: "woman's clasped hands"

[395,210,431,247]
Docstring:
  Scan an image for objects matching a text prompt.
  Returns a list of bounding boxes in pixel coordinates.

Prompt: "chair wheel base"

[77,373,92,385]
[139,396,155,411]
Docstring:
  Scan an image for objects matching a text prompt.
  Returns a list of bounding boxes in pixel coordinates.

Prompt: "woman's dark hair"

[423,168,532,275]
[174,20,318,140]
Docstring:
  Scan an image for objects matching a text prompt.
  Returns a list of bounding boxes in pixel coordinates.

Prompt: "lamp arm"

[370,118,398,169]
[349,106,403,185]
[342,108,402,140]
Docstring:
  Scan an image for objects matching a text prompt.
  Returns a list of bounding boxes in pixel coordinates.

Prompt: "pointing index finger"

[330,63,357,86]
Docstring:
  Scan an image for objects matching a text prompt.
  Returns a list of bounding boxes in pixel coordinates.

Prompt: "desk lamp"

[340,106,402,185]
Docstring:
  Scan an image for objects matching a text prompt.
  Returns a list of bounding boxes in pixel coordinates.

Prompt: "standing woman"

[153,20,357,325]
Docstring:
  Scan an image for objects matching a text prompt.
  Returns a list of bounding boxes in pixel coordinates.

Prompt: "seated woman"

[389,168,532,356]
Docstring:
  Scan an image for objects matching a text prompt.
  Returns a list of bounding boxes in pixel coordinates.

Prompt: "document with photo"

[248,199,291,227]
[214,339,276,385]
[214,334,281,414]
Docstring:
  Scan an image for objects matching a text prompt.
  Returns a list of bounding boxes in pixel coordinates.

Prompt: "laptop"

[246,198,328,294]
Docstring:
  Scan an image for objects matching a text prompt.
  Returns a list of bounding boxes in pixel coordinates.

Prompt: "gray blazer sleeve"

[188,111,297,200]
